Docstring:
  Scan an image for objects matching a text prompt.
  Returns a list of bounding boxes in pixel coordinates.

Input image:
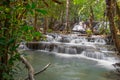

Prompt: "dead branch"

[34,63,51,76]
[20,55,35,80]
[20,54,51,80]
[24,62,51,80]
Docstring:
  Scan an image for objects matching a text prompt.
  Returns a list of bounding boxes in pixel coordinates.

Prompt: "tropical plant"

[0,0,44,79]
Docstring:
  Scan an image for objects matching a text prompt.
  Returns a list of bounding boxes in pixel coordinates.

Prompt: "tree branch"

[52,0,63,4]
[42,0,49,7]
[20,55,35,80]
[25,63,51,80]
[20,55,51,80]
[34,63,51,76]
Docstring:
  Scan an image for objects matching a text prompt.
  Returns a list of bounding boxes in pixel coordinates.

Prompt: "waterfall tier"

[24,34,119,67]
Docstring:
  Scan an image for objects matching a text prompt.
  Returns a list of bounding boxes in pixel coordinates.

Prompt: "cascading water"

[81,51,106,60]
[17,33,120,80]
[18,42,29,50]
[94,38,106,45]
[65,47,77,54]
[70,37,88,43]
[25,33,119,69]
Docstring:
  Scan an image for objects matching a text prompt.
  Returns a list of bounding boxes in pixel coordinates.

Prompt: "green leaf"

[10,0,15,2]
[26,3,31,9]
[32,2,36,9]
[3,72,12,80]
[21,25,34,31]
[29,10,34,15]
[36,9,47,14]
[0,37,7,46]
[7,38,15,45]
[8,53,20,65]
[33,32,42,37]
[26,36,33,41]
[21,25,29,31]
[10,44,19,51]
[0,7,4,11]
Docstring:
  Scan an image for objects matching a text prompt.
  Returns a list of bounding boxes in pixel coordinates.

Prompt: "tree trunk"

[66,0,70,33]
[60,11,64,25]
[89,6,94,32]
[34,11,38,31]
[114,1,120,31]
[0,0,10,80]
[20,55,35,80]
[105,0,120,54]
[44,17,48,34]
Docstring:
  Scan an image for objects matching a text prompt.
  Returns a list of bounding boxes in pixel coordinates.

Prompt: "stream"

[18,33,120,80]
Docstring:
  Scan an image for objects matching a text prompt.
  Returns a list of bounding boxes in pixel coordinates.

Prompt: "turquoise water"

[16,50,118,80]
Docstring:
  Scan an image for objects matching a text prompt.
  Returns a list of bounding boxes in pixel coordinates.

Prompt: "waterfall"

[70,37,87,43]
[81,51,106,60]
[46,35,54,42]
[94,38,106,45]
[25,33,119,68]
[65,47,77,54]
[18,42,29,50]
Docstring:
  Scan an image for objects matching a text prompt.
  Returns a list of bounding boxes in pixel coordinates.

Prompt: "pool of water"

[16,50,118,80]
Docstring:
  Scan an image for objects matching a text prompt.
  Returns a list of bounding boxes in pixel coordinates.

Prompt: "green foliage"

[0,0,112,79]
[36,9,47,14]
[97,22,110,35]
[32,31,43,41]
[73,0,105,21]
[99,27,105,34]
[47,28,53,33]
[26,2,36,10]
[0,37,7,46]
[20,25,43,41]
[3,72,13,80]
[86,28,92,37]
[0,0,46,79]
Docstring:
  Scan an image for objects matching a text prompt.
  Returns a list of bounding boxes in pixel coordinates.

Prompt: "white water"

[94,38,106,45]
[24,33,119,70]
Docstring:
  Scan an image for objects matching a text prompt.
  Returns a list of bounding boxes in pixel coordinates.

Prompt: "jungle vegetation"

[0,0,120,80]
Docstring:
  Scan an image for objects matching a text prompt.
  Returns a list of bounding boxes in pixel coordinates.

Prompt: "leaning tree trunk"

[105,0,120,54]
[114,1,120,31]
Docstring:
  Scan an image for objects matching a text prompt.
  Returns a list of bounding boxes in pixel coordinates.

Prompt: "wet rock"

[75,46,85,54]
[59,37,71,43]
